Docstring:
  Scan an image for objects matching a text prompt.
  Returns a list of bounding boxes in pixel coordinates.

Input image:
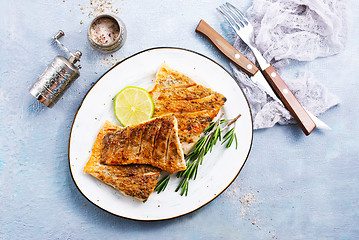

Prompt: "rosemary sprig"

[154,113,241,195]
[221,113,241,149]
[175,116,223,196]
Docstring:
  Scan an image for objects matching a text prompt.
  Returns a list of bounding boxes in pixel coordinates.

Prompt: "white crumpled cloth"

[229,0,348,129]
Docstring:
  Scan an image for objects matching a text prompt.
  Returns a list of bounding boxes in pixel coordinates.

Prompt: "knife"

[196,19,331,133]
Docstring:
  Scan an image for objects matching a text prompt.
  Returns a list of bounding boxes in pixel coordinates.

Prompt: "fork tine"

[217,6,242,32]
[225,2,249,25]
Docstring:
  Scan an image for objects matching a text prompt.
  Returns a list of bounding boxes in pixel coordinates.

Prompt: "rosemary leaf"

[155,175,171,193]
[206,137,213,153]
[213,126,221,146]
[222,128,234,142]
[175,177,186,192]
[226,134,234,148]
[180,179,189,196]
[193,163,199,180]
[234,133,238,150]
[197,136,207,152]
[204,122,215,134]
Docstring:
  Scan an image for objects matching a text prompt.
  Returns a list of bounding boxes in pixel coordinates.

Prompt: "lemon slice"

[114,86,154,126]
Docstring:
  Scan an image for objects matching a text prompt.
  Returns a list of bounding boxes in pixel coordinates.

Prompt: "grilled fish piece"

[100,114,186,174]
[83,121,161,202]
[149,63,226,154]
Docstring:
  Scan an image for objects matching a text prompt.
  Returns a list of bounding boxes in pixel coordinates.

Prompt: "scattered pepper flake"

[77,0,120,18]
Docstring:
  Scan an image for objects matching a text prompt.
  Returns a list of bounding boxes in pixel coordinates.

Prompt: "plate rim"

[68,47,253,221]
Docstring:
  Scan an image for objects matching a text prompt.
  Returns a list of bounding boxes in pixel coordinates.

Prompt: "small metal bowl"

[87,14,127,54]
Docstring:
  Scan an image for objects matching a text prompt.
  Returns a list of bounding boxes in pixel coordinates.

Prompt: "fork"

[217,2,322,135]
[217,3,270,70]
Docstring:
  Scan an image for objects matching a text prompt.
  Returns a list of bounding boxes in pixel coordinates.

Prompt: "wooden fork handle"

[195,19,258,76]
[262,66,316,135]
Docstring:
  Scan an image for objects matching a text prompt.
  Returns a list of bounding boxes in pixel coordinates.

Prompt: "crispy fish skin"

[83,121,161,202]
[153,85,214,101]
[152,64,196,89]
[100,114,186,174]
[153,94,226,116]
[149,63,226,154]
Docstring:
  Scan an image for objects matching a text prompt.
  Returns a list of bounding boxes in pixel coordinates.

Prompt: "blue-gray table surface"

[1,1,358,239]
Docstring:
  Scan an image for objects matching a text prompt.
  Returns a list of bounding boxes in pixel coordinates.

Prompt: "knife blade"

[195,19,331,132]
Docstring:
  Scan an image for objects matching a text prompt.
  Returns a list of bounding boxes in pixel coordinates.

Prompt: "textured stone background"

[0,0,358,239]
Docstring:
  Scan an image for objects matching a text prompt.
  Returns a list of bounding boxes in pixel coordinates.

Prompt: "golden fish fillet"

[149,63,227,153]
[99,114,186,174]
[83,121,161,202]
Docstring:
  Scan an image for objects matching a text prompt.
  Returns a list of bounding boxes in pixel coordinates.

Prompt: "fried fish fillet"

[149,63,227,153]
[99,114,186,174]
[83,121,161,202]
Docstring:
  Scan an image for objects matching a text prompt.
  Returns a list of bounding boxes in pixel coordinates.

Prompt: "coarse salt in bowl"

[88,14,127,53]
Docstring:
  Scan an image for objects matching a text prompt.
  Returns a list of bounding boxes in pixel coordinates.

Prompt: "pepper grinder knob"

[54,30,65,40]
[69,51,82,65]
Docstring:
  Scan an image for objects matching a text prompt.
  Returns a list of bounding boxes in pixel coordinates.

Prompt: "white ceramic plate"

[69,47,253,221]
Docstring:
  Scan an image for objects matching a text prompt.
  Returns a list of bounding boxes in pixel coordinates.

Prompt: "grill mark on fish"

[137,128,143,156]
[122,128,130,162]
[151,121,162,161]
[165,128,172,166]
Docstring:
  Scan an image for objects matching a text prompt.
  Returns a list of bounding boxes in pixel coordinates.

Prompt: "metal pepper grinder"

[29,30,82,107]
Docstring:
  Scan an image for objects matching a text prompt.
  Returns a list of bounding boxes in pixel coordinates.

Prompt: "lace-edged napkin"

[230,0,348,129]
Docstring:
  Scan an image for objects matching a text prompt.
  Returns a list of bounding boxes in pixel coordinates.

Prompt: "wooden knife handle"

[262,66,316,135]
[196,19,258,76]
